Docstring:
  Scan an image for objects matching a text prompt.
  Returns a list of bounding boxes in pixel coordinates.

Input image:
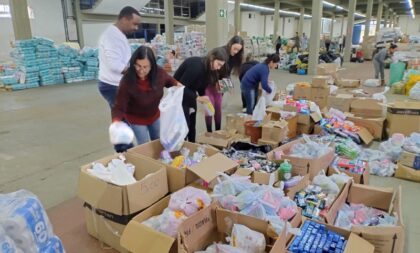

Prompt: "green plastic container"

[279,159,292,181]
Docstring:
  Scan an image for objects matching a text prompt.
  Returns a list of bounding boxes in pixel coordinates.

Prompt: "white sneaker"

[242,108,246,113]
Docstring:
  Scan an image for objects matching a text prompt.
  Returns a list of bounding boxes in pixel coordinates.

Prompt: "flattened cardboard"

[386,101,420,136]
[188,153,238,185]
[84,205,129,253]
[78,153,168,216]
[128,140,219,192]
[346,116,385,140]
[327,94,354,112]
[266,139,335,179]
[357,127,374,145]
[395,163,420,182]
[196,131,232,148]
[350,98,384,118]
[327,183,405,253]
[120,195,177,253]
[398,151,420,170]
[312,75,329,88]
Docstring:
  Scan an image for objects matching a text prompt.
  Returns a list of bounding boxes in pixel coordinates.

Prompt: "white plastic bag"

[409,82,420,100]
[262,81,276,106]
[159,86,189,152]
[372,86,389,104]
[109,121,134,145]
[230,224,266,253]
[363,79,380,87]
[252,97,267,121]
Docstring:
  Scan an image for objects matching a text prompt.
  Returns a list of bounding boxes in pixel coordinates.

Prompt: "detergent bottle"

[279,159,292,181]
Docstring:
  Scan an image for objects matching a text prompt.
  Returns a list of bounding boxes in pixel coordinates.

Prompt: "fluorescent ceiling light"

[228,1,312,17]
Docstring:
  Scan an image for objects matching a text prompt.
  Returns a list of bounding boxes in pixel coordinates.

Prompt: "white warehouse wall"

[0,0,66,60]
[398,16,420,35]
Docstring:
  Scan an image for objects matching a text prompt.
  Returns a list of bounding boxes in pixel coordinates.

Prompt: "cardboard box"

[326,184,405,253]
[283,105,322,125]
[286,219,375,253]
[196,130,233,149]
[261,120,288,143]
[266,138,335,179]
[252,167,279,186]
[395,163,420,182]
[187,153,238,188]
[336,79,361,88]
[128,140,219,192]
[387,101,420,136]
[84,203,129,253]
[293,84,312,100]
[327,165,370,185]
[178,205,284,253]
[316,63,338,75]
[296,123,314,135]
[258,138,280,149]
[282,174,311,199]
[327,94,354,112]
[311,75,329,88]
[78,153,168,216]
[399,151,420,170]
[350,98,384,118]
[226,113,252,135]
[266,107,298,139]
[311,87,330,109]
[120,195,177,253]
[346,115,385,140]
[313,124,323,134]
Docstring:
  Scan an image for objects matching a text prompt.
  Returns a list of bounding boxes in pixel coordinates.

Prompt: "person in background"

[373,44,398,86]
[275,36,282,55]
[325,35,332,52]
[241,54,280,115]
[174,47,228,142]
[239,53,259,112]
[292,32,301,52]
[98,6,141,115]
[301,33,308,51]
[112,46,182,148]
[338,35,344,53]
[204,36,244,133]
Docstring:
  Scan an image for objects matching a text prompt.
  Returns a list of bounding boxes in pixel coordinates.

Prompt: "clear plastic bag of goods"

[0,226,23,253]
[109,121,134,145]
[363,79,380,87]
[379,133,405,162]
[409,82,420,100]
[403,133,420,154]
[87,155,136,185]
[230,224,266,253]
[262,81,277,106]
[195,243,247,253]
[312,174,340,195]
[142,208,187,238]
[168,186,211,217]
[0,190,65,253]
[368,159,396,177]
[286,83,296,95]
[252,97,267,121]
[159,86,189,152]
[371,86,389,104]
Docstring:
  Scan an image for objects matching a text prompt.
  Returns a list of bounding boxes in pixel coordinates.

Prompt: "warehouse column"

[330,14,335,37]
[205,0,228,49]
[73,0,84,48]
[343,0,356,63]
[390,13,393,27]
[164,0,174,45]
[341,16,345,36]
[362,0,373,53]
[234,0,241,34]
[263,15,267,37]
[376,1,383,32]
[273,0,280,42]
[298,8,304,36]
[157,23,161,35]
[308,0,323,75]
[9,0,32,40]
[384,8,389,28]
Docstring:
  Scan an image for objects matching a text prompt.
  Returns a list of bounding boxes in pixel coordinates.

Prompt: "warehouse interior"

[1,1,420,253]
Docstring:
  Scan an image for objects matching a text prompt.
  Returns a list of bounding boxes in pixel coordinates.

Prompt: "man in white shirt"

[98,6,141,112]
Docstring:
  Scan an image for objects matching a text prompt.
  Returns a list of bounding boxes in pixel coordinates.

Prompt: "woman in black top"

[173,47,228,142]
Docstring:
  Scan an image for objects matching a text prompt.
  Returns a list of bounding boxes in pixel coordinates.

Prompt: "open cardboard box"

[399,150,420,170]
[346,114,385,140]
[266,107,298,139]
[178,204,286,253]
[386,101,420,136]
[327,164,370,185]
[325,183,405,253]
[78,153,168,216]
[336,79,361,88]
[266,138,335,179]
[311,87,330,109]
[327,94,354,112]
[311,75,329,88]
[120,195,177,253]
[226,113,252,135]
[127,140,219,192]
[261,120,289,143]
[285,216,374,253]
[196,130,234,149]
[350,98,385,118]
[395,162,420,182]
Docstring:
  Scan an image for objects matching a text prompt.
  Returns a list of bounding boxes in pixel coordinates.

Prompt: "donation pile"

[0,190,65,253]
[160,146,208,169]
[222,147,277,174]
[87,155,136,186]
[142,187,211,237]
[212,174,298,235]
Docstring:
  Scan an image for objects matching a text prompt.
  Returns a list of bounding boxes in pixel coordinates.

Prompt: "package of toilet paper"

[0,190,65,253]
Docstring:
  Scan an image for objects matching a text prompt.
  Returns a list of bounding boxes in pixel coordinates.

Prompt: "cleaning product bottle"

[279,159,292,181]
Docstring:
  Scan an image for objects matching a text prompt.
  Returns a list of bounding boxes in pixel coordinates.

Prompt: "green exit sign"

[219,9,227,18]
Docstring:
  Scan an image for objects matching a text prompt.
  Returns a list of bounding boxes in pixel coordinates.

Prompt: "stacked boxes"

[11,39,40,90]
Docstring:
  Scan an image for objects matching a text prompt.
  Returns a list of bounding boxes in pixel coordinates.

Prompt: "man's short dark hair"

[118,6,140,20]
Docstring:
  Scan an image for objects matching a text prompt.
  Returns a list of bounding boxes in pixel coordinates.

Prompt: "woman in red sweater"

[112,46,182,146]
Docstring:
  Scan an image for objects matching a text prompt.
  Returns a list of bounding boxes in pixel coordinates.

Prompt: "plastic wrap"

[379,134,405,162]
[230,224,266,253]
[312,174,340,195]
[409,82,420,100]
[109,121,134,145]
[168,187,211,216]
[195,243,247,253]
[252,97,267,121]
[363,79,380,87]
[87,155,136,186]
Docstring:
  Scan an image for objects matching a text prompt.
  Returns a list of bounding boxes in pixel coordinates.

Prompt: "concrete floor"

[0,61,418,252]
